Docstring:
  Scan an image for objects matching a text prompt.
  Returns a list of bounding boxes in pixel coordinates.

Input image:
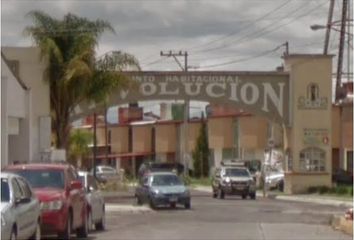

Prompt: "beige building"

[332,100,353,172]
[80,54,344,194]
[1,47,51,166]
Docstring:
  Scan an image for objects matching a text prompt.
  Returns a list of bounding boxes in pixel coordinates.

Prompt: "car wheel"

[184,202,191,209]
[218,188,225,199]
[10,226,16,240]
[170,202,176,208]
[29,221,41,240]
[87,211,93,232]
[136,196,143,205]
[58,213,71,240]
[249,192,256,200]
[241,194,247,199]
[76,211,88,238]
[95,210,105,231]
[212,190,217,198]
[277,180,284,192]
[149,199,156,210]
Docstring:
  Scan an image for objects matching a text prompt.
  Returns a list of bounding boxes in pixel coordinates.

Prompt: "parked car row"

[1,162,106,240]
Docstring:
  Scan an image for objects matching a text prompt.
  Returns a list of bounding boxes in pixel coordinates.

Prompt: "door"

[68,169,85,229]
[88,175,103,222]
[11,178,29,239]
[16,177,39,238]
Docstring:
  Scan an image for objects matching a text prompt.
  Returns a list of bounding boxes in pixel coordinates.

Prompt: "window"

[299,147,326,172]
[1,179,10,202]
[16,177,32,199]
[13,169,65,189]
[346,151,353,173]
[307,83,319,101]
[12,179,23,200]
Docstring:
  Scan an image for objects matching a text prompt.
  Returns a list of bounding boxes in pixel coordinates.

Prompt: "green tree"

[192,114,210,178]
[24,10,140,150]
[68,129,93,168]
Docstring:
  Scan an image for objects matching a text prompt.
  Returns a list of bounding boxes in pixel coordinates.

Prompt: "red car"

[4,163,88,240]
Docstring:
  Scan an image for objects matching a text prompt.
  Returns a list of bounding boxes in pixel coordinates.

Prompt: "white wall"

[1,56,28,165]
[2,47,50,163]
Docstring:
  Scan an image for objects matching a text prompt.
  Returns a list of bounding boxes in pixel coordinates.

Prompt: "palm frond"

[97,51,141,71]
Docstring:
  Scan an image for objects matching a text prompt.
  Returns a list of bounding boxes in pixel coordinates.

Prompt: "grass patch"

[182,176,211,186]
[307,185,353,198]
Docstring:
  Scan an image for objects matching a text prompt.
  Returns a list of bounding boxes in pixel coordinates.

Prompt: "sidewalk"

[192,185,353,208]
[272,194,353,208]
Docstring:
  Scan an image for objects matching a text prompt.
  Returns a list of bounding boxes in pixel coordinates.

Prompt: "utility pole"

[160,51,188,71]
[160,51,189,176]
[284,41,289,56]
[93,112,97,177]
[346,0,352,83]
[324,0,335,55]
[335,0,348,102]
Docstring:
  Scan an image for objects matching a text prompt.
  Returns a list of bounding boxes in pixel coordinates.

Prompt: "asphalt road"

[85,190,351,240]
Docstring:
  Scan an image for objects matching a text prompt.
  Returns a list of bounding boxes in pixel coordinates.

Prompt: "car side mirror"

[15,197,30,205]
[70,180,83,190]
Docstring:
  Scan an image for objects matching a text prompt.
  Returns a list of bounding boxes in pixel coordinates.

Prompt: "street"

[86,190,351,240]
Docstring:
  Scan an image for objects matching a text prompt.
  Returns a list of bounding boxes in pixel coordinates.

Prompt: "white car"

[265,170,284,191]
[78,171,105,232]
[93,165,119,183]
[1,172,41,240]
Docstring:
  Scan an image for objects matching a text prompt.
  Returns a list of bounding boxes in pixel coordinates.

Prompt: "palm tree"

[24,10,140,151]
[68,129,93,168]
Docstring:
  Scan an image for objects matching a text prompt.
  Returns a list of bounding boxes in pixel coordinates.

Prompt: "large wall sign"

[71,71,290,124]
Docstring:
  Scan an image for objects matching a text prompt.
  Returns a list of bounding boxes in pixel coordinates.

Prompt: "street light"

[310,23,353,35]
[310,17,353,102]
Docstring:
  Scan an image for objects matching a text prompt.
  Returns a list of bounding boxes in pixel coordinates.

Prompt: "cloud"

[1,0,337,71]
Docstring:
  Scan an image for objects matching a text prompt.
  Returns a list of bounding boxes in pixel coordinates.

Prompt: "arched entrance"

[73,54,333,194]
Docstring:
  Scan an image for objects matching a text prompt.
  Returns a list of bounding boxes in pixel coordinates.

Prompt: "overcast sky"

[1,0,344,72]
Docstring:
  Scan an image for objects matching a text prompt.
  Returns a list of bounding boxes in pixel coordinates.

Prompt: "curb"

[106,203,153,213]
[331,215,353,236]
[192,186,353,208]
[273,195,353,208]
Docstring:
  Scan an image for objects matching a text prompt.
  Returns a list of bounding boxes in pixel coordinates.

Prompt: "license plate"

[233,185,244,190]
[169,196,178,202]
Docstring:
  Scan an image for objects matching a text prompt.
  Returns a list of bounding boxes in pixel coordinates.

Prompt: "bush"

[308,186,318,194]
[182,175,192,186]
[318,186,330,194]
[335,186,349,195]
[307,185,353,196]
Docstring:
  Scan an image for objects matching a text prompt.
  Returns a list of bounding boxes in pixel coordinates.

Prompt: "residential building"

[1,47,51,166]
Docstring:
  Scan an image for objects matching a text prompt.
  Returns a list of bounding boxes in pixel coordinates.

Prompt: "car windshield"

[1,178,10,202]
[12,169,65,189]
[99,167,116,174]
[225,168,250,177]
[151,174,183,186]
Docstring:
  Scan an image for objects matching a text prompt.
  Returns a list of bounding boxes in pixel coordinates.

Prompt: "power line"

[191,1,327,55]
[186,0,293,51]
[140,56,169,67]
[194,43,284,69]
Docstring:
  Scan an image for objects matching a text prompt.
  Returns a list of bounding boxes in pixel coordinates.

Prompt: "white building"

[1,47,51,166]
